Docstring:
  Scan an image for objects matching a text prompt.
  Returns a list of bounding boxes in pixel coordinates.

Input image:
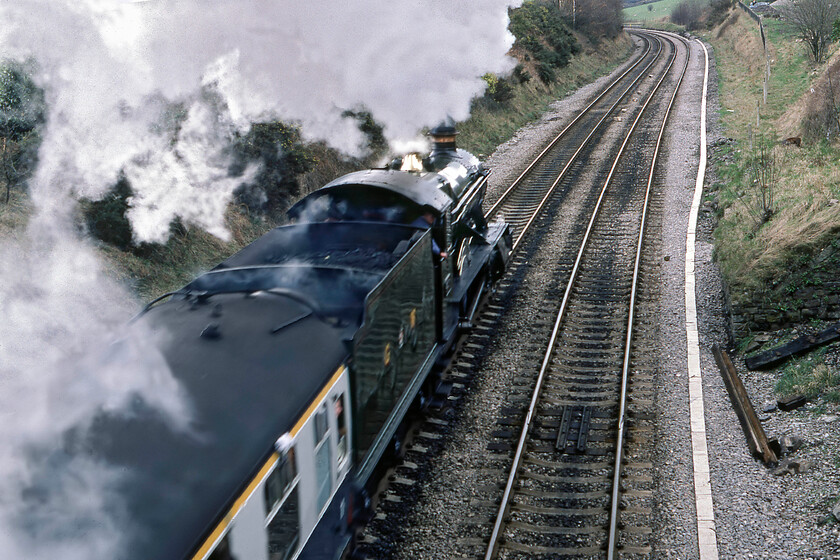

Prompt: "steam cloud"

[0,0,521,557]
[3,0,520,243]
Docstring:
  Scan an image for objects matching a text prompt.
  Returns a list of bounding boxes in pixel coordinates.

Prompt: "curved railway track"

[484,30,691,560]
[359,30,696,560]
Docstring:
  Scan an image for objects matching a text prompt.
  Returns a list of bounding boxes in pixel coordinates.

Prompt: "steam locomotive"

[93,126,510,560]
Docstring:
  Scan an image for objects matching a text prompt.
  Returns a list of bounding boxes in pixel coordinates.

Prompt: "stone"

[771,457,811,475]
[833,500,840,522]
[778,394,807,411]
[762,402,778,413]
[779,434,804,455]
[793,459,811,473]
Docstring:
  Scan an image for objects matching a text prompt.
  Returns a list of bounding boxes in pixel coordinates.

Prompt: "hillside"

[702,4,840,338]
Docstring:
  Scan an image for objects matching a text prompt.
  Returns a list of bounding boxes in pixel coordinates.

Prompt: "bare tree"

[576,0,623,37]
[740,133,778,229]
[670,0,704,30]
[0,61,43,203]
[780,0,840,63]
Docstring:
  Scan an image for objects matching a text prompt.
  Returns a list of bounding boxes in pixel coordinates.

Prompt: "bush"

[670,0,704,30]
[509,1,579,84]
[482,73,516,104]
[575,0,624,38]
[229,122,315,214]
[83,176,134,249]
[342,109,388,159]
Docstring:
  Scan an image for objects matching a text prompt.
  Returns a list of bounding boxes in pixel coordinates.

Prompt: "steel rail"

[485,31,654,220]
[607,30,691,559]
[497,36,666,253]
[483,32,683,560]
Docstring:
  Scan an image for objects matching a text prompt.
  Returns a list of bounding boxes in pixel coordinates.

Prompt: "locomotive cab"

[288,126,510,341]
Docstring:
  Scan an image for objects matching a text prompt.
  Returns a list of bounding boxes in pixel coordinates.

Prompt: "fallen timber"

[712,344,778,465]
[745,321,840,370]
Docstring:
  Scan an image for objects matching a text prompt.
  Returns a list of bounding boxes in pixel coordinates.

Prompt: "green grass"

[701,9,840,310]
[775,347,840,401]
[459,35,634,157]
[623,0,684,22]
[761,19,812,124]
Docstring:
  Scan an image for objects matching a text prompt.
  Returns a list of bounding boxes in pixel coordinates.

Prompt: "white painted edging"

[686,40,719,560]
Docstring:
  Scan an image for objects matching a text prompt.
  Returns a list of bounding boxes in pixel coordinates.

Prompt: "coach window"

[265,448,300,560]
[334,394,348,464]
[314,404,332,511]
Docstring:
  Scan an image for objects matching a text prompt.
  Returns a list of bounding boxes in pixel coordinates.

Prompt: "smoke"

[3,0,520,243]
[0,0,521,557]
[0,228,191,560]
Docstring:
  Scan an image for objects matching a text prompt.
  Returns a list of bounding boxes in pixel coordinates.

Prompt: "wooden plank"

[745,321,840,370]
[712,345,778,464]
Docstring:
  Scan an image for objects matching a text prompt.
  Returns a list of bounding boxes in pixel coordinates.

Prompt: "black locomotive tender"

[101,126,510,560]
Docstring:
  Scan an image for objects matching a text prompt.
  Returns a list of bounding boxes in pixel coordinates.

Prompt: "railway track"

[359,31,695,559]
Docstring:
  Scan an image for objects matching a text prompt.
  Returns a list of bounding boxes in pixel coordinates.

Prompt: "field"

[623,0,684,22]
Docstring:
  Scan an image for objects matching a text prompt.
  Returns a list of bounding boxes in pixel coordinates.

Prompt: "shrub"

[83,176,134,249]
[509,1,579,84]
[482,73,515,104]
[229,121,315,214]
[575,0,624,38]
[342,109,388,159]
[670,0,704,30]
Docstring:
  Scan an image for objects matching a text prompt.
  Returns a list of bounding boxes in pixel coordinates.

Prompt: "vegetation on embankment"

[701,6,840,332]
[1,1,633,301]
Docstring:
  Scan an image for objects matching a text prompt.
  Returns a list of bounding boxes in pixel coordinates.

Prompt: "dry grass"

[0,187,31,237]
[715,141,840,290]
[708,10,767,137]
[705,8,840,296]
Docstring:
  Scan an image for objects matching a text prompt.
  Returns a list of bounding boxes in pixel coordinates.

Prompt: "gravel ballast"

[379,34,840,559]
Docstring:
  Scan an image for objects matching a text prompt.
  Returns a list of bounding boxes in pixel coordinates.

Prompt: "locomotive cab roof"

[288,168,455,219]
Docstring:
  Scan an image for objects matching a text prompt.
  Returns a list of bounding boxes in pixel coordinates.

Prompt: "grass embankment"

[704,9,840,295]
[127,34,633,299]
[459,34,634,157]
[705,8,840,405]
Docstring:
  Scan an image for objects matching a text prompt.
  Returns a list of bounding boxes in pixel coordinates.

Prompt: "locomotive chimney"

[428,123,458,156]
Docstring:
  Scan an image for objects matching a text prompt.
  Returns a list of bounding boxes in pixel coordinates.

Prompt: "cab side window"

[334,394,348,464]
[314,405,332,511]
[265,449,299,560]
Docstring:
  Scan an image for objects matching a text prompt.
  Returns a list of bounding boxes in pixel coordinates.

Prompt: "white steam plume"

[3,0,520,243]
[0,0,521,557]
